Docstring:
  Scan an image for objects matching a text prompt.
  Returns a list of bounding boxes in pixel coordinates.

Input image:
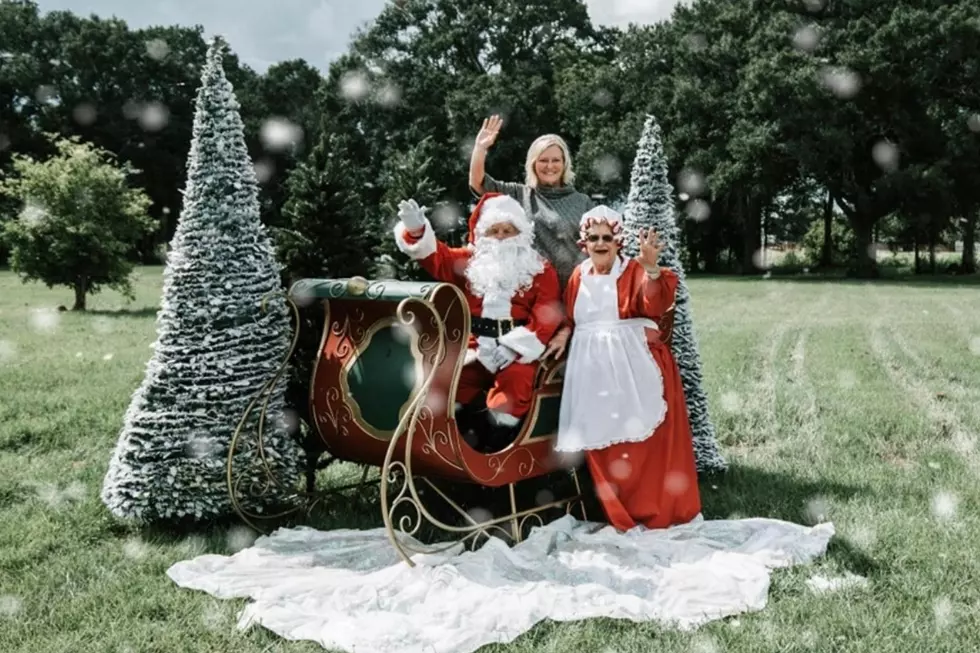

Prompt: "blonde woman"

[469,114,595,286]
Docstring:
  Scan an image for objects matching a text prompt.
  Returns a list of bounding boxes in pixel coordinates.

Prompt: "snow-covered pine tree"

[621,114,727,474]
[101,36,304,523]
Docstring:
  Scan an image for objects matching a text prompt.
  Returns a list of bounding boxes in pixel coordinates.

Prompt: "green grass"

[2,266,980,652]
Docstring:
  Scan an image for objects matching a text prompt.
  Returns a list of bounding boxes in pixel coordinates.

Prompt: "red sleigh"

[229,276,674,565]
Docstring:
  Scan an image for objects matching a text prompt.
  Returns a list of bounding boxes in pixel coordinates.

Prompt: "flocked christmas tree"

[621,115,727,474]
[101,36,303,523]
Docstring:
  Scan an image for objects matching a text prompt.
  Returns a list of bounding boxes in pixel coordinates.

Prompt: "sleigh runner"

[228,275,675,565]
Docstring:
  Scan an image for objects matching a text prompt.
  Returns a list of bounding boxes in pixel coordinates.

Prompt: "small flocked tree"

[101,37,303,523]
[621,115,727,474]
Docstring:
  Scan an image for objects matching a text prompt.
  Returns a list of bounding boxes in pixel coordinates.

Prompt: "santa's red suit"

[393,193,562,426]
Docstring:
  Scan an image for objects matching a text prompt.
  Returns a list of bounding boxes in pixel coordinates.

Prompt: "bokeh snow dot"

[607,458,632,481]
[535,489,555,506]
[29,308,59,332]
[685,199,711,222]
[139,102,170,131]
[792,25,820,52]
[819,66,861,99]
[466,507,493,524]
[933,596,953,629]
[720,391,741,413]
[145,38,170,60]
[254,159,275,184]
[665,471,690,496]
[93,317,114,334]
[201,602,226,630]
[593,154,622,183]
[689,633,721,653]
[677,168,706,196]
[260,118,303,152]
[804,495,831,524]
[930,490,958,522]
[340,70,371,101]
[872,140,899,172]
[72,103,97,125]
[123,538,150,561]
[432,202,462,230]
[967,336,980,356]
[226,526,258,553]
[0,595,23,618]
[376,81,402,107]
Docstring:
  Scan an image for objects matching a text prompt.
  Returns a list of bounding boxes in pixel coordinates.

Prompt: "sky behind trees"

[34,0,682,71]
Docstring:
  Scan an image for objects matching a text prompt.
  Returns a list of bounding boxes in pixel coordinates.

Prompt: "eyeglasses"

[586,234,615,243]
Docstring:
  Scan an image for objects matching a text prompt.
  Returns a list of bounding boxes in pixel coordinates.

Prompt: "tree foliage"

[0,136,154,309]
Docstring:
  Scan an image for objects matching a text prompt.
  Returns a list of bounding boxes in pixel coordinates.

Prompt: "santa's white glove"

[397,199,427,232]
[490,344,519,370]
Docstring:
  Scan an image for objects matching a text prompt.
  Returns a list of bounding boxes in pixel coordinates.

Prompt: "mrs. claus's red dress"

[556,255,701,530]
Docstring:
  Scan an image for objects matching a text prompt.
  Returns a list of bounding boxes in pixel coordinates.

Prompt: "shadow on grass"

[698,270,980,289]
[87,307,159,318]
[699,464,866,522]
[701,464,880,576]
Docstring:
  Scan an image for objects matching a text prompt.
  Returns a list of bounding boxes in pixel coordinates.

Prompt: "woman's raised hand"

[475,115,502,150]
[635,228,664,271]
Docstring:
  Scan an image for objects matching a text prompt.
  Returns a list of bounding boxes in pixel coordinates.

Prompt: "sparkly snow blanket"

[167,515,834,653]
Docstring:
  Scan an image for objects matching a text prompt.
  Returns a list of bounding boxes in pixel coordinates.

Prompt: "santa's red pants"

[456,360,537,418]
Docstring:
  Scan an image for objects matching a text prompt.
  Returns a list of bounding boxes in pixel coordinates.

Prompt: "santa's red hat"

[467,193,533,245]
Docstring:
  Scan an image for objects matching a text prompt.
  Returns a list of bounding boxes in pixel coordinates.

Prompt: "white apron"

[555,258,667,452]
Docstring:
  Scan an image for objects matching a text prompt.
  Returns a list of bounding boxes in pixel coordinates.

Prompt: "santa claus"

[393,193,562,441]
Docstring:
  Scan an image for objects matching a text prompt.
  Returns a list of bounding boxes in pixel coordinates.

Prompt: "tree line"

[2,0,978,282]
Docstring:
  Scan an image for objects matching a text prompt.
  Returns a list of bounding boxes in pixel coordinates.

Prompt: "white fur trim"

[475,195,533,238]
[479,294,512,320]
[393,219,437,260]
[579,254,627,280]
[487,410,520,427]
[497,326,546,363]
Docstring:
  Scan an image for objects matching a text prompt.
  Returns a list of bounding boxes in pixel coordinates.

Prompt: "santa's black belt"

[471,316,527,338]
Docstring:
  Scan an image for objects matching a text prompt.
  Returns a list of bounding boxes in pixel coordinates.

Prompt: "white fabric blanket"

[167,515,834,653]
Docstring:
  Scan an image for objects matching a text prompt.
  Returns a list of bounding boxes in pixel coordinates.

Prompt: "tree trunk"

[849,217,878,278]
[687,236,700,273]
[928,221,937,274]
[72,277,88,311]
[701,231,719,273]
[913,234,921,274]
[962,211,977,274]
[820,189,834,267]
[741,195,762,275]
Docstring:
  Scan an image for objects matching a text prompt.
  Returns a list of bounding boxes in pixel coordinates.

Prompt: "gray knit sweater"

[480,174,595,288]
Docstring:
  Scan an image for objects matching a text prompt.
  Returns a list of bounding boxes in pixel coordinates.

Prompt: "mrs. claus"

[546,205,702,530]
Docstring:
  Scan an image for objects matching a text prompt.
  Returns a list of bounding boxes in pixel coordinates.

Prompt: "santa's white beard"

[465,233,544,299]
